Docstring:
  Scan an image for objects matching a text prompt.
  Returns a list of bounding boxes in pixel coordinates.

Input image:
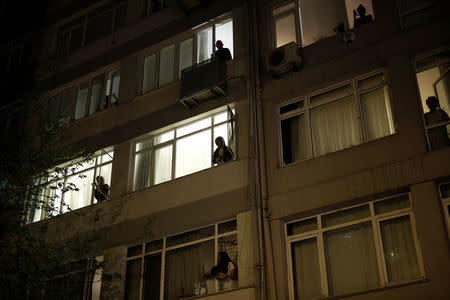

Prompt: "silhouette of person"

[353,4,374,28]
[211,251,237,291]
[212,136,234,165]
[214,40,232,61]
[424,96,450,150]
[93,176,110,202]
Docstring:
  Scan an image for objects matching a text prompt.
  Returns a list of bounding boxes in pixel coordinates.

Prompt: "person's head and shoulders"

[213,136,234,164]
[424,96,450,125]
[94,176,110,201]
[215,40,232,61]
[354,4,374,28]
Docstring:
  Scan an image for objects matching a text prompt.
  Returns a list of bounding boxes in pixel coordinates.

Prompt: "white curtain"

[324,222,380,296]
[143,54,157,93]
[89,75,104,115]
[216,20,234,56]
[175,130,211,178]
[74,83,89,120]
[311,97,360,156]
[291,238,322,300]
[159,44,175,87]
[63,169,94,211]
[361,87,394,141]
[379,215,420,282]
[165,241,213,299]
[197,28,212,63]
[179,38,193,77]
[154,145,173,184]
[133,151,151,191]
[299,0,347,46]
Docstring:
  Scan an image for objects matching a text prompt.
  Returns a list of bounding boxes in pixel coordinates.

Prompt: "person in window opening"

[353,4,373,28]
[93,176,110,202]
[212,136,234,165]
[211,251,237,291]
[424,96,450,150]
[214,40,232,61]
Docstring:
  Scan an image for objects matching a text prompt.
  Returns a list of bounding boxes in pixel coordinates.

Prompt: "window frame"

[285,193,425,300]
[125,218,238,299]
[438,182,450,241]
[277,69,395,166]
[396,0,435,29]
[138,15,233,95]
[271,1,301,49]
[131,106,236,192]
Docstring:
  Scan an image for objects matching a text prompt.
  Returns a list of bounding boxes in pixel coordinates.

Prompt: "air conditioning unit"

[267,42,303,78]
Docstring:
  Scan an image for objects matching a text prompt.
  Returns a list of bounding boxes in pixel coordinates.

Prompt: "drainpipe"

[247,0,277,299]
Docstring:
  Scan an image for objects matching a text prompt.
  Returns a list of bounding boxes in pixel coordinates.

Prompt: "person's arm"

[440,109,450,121]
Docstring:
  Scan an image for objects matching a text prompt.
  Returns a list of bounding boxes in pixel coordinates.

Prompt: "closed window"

[132,107,235,191]
[279,70,394,165]
[125,219,237,299]
[286,194,424,299]
[396,0,436,29]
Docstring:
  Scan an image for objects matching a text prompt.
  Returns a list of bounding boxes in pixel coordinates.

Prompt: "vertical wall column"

[110,140,132,200]
[100,246,127,300]
[237,210,260,288]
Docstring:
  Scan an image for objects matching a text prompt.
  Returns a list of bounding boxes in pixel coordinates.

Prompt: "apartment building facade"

[7,0,449,299]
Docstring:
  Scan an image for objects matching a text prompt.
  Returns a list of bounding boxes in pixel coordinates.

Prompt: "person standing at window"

[214,40,232,61]
[424,96,450,150]
[212,251,237,291]
[93,176,110,202]
[353,4,374,28]
[212,136,234,165]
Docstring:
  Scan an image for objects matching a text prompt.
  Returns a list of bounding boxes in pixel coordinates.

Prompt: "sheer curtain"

[74,83,89,120]
[324,222,379,296]
[63,169,94,211]
[197,28,212,63]
[89,75,104,115]
[175,130,211,178]
[291,238,322,300]
[154,145,172,184]
[215,20,234,57]
[133,151,151,191]
[379,215,421,282]
[311,97,360,156]
[143,54,157,93]
[159,44,175,87]
[165,241,213,300]
[361,87,394,141]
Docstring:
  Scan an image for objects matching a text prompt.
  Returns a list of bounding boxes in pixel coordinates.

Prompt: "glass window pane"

[96,163,112,200]
[89,74,105,115]
[324,222,379,296]
[166,225,214,247]
[46,96,60,126]
[154,145,173,185]
[273,2,295,16]
[280,100,304,115]
[74,83,89,120]
[380,215,421,282]
[281,114,311,164]
[176,118,212,137]
[310,85,352,107]
[311,96,361,156]
[146,239,163,253]
[213,124,229,149]
[154,130,174,145]
[63,169,95,212]
[299,0,347,47]
[215,20,233,59]
[58,88,74,125]
[134,151,151,191]
[127,245,143,257]
[287,217,317,236]
[218,219,237,234]
[165,240,215,298]
[143,54,157,93]
[110,72,120,105]
[100,149,114,164]
[136,138,152,152]
[197,27,213,63]
[358,72,386,90]
[214,112,228,124]
[175,129,212,178]
[361,87,395,141]
[322,205,370,227]
[125,258,142,300]
[179,38,193,77]
[291,238,322,300]
[143,254,162,300]
[374,194,410,215]
[275,13,296,48]
[159,44,175,87]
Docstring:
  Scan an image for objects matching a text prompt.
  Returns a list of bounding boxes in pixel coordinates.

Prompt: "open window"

[415,49,450,151]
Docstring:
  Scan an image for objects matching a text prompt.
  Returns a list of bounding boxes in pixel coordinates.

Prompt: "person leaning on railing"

[93,176,110,202]
[424,96,450,150]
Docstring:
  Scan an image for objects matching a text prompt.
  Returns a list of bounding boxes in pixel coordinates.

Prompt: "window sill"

[181,285,255,300]
[318,278,428,300]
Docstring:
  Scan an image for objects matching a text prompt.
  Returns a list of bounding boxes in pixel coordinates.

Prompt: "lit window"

[27,147,114,223]
[106,70,121,106]
[124,219,237,299]
[286,194,424,299]
[279,70,394,165]
[132,107,235,191]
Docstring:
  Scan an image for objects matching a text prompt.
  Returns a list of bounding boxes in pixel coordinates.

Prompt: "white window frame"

[271,2,301,49]
[285,193,425,300]
[125,219,238,300]
[28,147,114,223]
[277,69,395,166]
[138,15,233,95]
[438,182,450,240]
[131,106,236,192]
